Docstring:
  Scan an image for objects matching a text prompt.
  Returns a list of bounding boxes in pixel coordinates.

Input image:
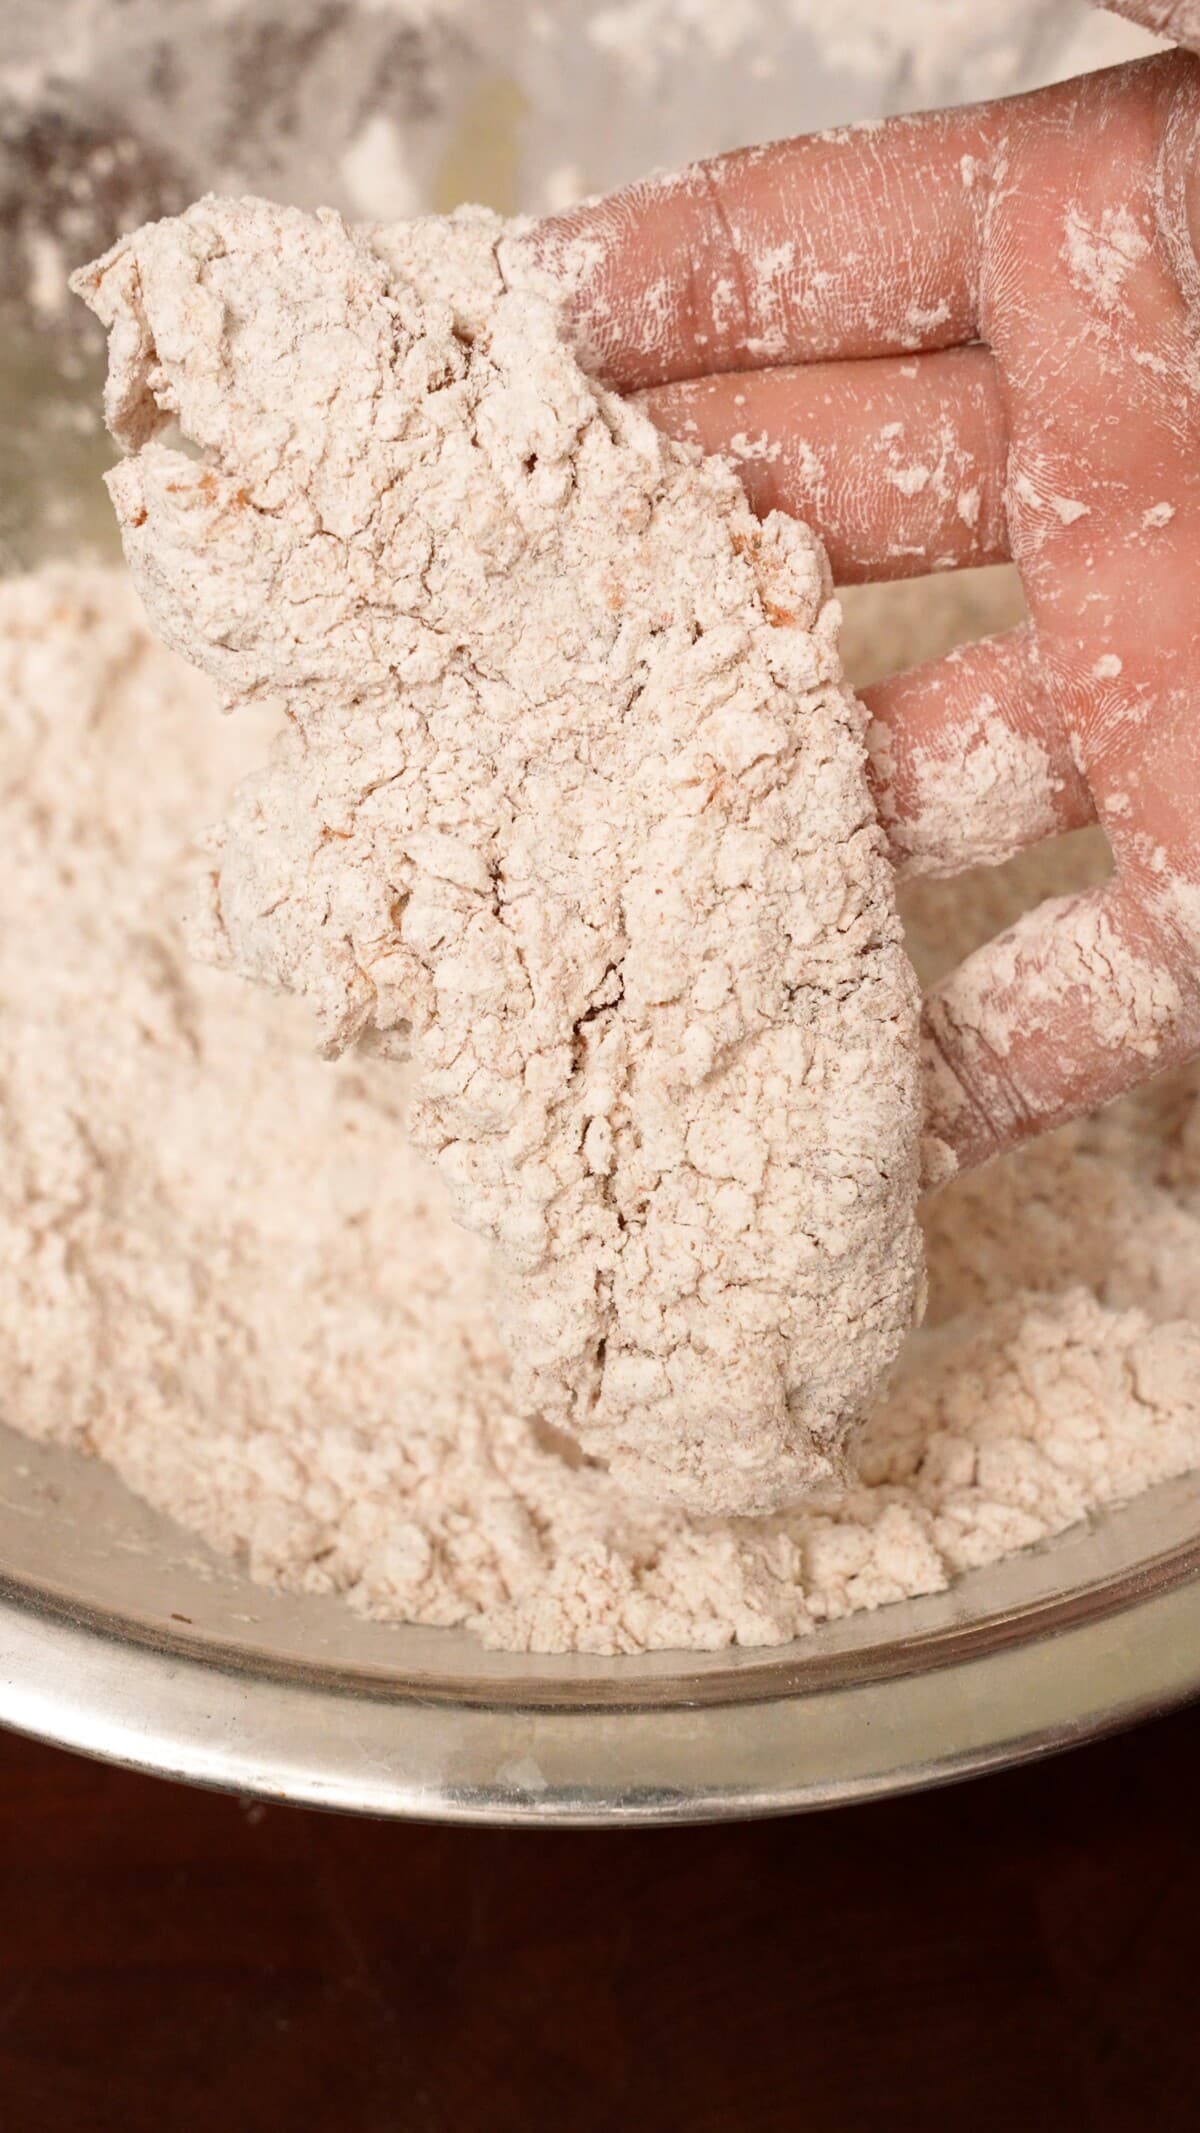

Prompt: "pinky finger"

[923,874,1200,1177]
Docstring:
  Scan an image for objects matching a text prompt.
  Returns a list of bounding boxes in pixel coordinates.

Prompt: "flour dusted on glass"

[5,567,1200,1653]
[581,0,1163,100]
[74,194,926,1517]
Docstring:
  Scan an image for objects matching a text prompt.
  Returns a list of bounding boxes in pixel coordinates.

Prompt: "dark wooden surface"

[1,1707,1199,2131]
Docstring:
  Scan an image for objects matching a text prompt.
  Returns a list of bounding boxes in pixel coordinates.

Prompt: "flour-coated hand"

[536,50,1200,1175]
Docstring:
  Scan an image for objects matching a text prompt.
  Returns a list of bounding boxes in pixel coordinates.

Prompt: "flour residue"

[870,699,1063,880]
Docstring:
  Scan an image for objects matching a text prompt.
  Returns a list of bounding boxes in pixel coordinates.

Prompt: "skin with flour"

[74,198,926,1517]
[536,44,1200,1173]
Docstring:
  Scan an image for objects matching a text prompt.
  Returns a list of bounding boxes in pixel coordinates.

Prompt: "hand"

[533,51,1200,1177]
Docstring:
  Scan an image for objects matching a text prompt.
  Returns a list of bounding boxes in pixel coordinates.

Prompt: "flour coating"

[74,195,927,1515]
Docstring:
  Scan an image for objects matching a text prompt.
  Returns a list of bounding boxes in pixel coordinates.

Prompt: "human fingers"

[637,346,1008,582]
[861,626,1095,880]
[923,870,1200,1176]
[922,608,1200,1175]
[531,98,1009,389]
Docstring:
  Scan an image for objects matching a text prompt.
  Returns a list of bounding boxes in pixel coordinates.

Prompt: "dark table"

[1,1706,1197,2131]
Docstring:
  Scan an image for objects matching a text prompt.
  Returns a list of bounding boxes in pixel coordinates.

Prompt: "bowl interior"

[2,4,1195,1765]
[6,1419,1200,1709]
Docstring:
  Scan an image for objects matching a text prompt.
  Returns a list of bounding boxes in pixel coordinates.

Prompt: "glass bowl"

[3,0,1193,1822]
[3,1427,1200,1820]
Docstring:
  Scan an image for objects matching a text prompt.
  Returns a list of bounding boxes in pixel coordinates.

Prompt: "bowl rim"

[3,1520,1199,1822]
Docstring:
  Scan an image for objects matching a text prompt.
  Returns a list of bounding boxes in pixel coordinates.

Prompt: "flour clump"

[74,195,925,1515]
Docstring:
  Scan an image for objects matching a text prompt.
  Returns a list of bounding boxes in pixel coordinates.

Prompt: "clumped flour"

[73,196,926,1518]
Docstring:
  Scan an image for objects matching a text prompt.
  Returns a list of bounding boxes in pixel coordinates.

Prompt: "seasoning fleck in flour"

[74,195,927,1517]
[6,566,1200,1653]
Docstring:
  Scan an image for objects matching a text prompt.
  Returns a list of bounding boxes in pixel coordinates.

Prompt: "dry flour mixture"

[6,566,1200,1653]
[5,177,1200,1654]
[73,196,927,1517]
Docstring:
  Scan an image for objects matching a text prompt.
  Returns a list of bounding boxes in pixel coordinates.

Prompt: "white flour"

[5,564,1200,1653]
[73,196,926,1517]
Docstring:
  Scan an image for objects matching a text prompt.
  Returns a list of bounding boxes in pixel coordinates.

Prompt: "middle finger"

[638,345,1009,582]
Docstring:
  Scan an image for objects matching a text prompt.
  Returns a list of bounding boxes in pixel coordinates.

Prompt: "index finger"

[532,95,1016,391]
